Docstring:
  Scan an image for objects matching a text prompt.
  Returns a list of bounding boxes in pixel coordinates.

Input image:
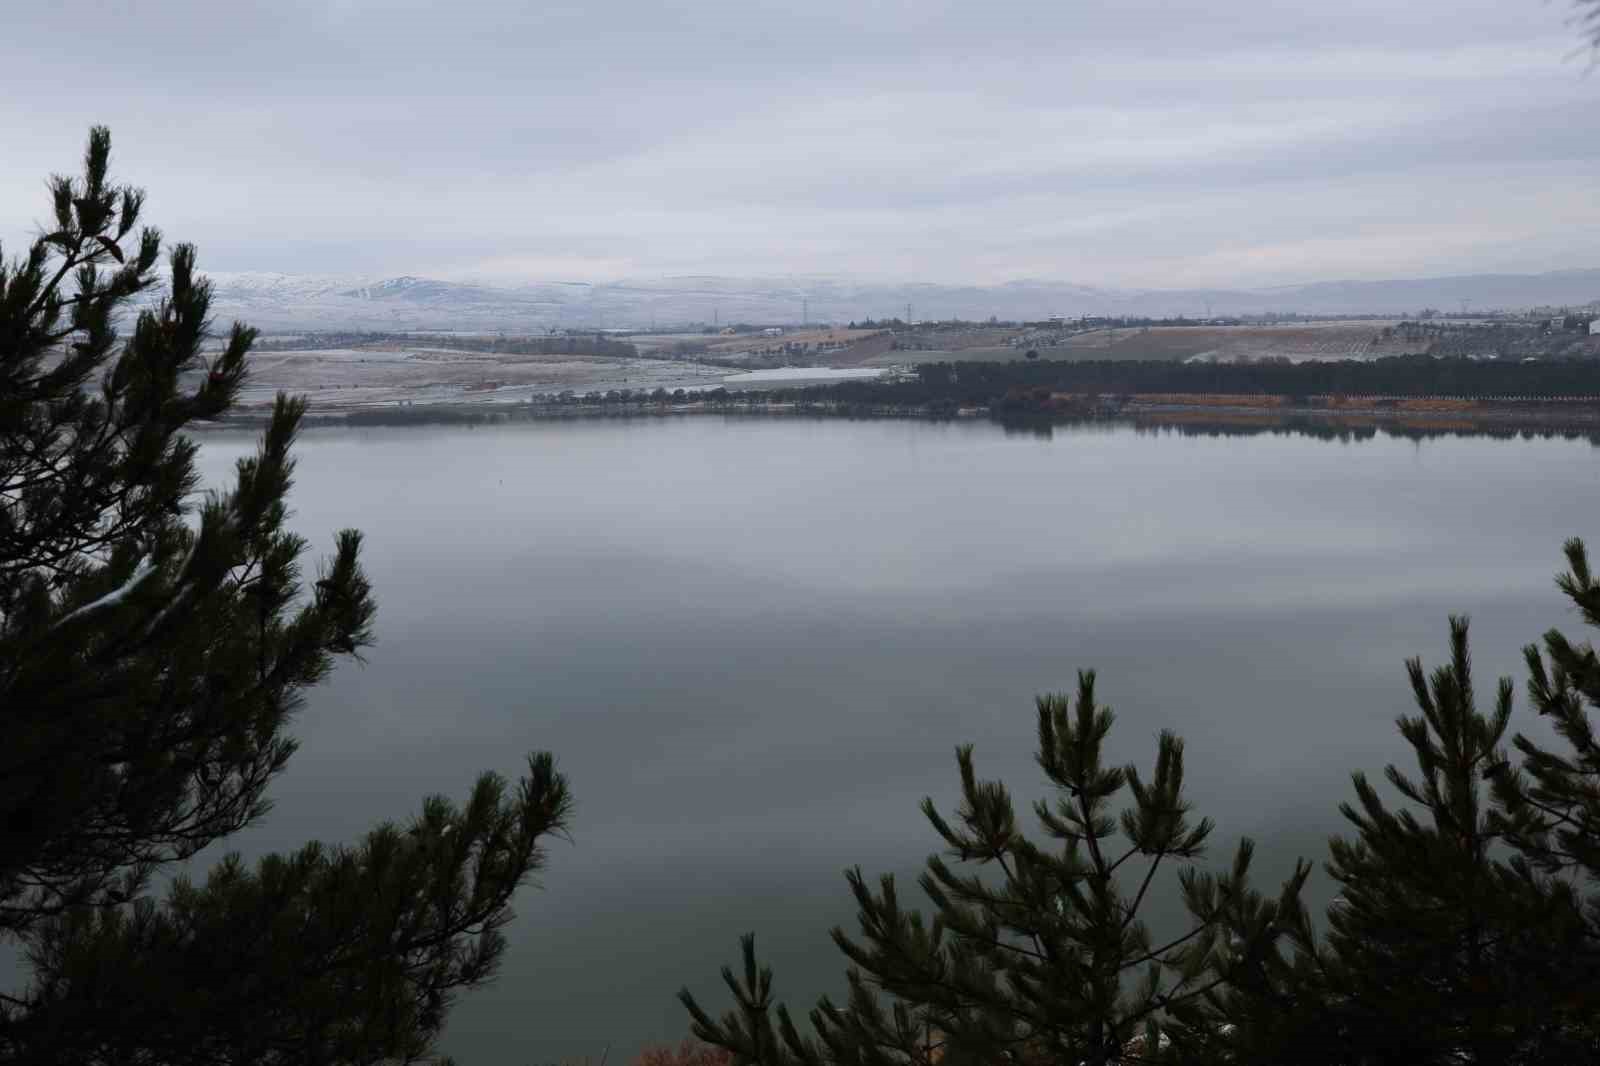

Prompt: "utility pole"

[803,298,808,328]
[906,302,913,326]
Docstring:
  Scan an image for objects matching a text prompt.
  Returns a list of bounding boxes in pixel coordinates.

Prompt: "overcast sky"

[1,0,1595,289]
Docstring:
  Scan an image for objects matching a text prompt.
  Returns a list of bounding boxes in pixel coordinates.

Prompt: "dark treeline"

[751,354,1600,410]
[918,353,1600,400]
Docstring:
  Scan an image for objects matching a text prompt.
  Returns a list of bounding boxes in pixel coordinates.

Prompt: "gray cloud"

[1,0,1593,287]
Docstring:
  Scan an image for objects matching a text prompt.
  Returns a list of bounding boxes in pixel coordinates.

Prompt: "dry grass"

[632,1039,734,1066]
[1057,324,1412,363]
[701,328,879,355]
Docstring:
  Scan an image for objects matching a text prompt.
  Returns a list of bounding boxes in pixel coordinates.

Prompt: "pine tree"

[1579,0,1600,50]
[681,672,1307,1066]
[1197,617,1594,1065]
[1312,617,1577,1063]
[1489,538,1600,1053]
[0,128,573,1065]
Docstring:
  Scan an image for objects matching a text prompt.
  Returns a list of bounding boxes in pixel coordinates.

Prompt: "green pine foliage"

[681,672,1309,1066]
[0,128,572,1065]
[1114,610,1600,1065]
[1490,538,1600,1049]
[1510,539,1600,888]
[684,587,1600,1065]
[1312,618,1583,1063]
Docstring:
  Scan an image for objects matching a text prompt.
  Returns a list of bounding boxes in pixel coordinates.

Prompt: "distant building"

[762,327,783,337]
[1589,319,1600,336]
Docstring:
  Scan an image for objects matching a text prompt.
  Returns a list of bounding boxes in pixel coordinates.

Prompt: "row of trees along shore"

[757,357,1600,415]
[9,131,1600,1065]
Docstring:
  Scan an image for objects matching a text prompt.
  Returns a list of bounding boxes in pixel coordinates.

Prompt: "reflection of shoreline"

[192,392,1600,444]
[989,405,1600,438]
[1032,390,1600,430]
[1005,402,1600,443]
[1123,400,1600,433]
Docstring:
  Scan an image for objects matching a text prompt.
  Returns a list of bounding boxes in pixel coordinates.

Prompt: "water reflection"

[174,416,1598,1063]
[994,413,1600,446]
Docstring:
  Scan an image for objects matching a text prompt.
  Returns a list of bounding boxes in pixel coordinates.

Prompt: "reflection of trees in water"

[319,397,1600,448]
[996,413,1600,447]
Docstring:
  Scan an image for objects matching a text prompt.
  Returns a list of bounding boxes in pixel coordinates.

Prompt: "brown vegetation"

[1058,323,1413,363]
[633,1039,734,1066]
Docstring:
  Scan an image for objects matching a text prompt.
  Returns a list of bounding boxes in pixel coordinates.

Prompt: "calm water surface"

[186,416,1598,1064]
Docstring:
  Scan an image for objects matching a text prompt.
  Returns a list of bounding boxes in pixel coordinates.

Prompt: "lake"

[185,415,1597,1065]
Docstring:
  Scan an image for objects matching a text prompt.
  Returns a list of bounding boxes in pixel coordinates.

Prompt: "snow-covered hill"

[143,269,1600,333]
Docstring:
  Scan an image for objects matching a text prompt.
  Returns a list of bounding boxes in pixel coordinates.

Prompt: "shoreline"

[190,393,1600,437]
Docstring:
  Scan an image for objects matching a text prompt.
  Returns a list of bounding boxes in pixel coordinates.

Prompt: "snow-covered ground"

[225,347,728,410]
[722,367,888,384]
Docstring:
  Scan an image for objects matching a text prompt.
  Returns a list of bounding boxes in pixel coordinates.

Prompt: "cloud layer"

[2,0,1594,287]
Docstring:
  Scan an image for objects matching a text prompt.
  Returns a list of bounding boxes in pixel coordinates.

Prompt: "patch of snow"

[723,367,887,384]
[53,557,156,628]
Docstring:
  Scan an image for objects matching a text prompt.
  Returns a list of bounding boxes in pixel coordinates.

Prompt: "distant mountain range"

[170,269,1600,333]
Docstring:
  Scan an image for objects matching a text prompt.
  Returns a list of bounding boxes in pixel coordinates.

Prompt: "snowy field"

[225,347,730,410]
[212,347,897,412]
[721,367,888,385]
